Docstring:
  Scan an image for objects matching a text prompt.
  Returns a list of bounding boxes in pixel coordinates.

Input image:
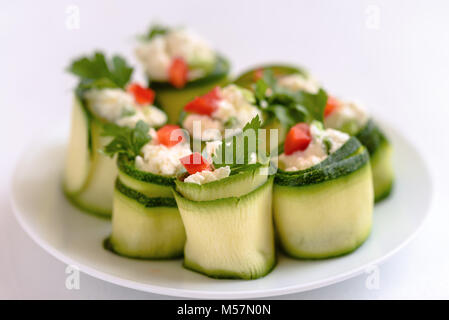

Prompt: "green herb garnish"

[68,52,133,98]
[142,24,170,40]
[102,120,151,160]
[253,69,328,126]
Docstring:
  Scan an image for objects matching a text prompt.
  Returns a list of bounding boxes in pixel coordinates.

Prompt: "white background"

[1,0,448,299]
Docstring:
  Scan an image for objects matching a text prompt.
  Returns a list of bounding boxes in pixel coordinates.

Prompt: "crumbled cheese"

[213,85,262,126]
[182,85,262,140]
[85,88,166,128]
[135,135,191,176]
[135,29,216,81]
[184,166,231,185]
[324,99,368,133]
[84,89,135,122]
[278,123,349,171]
[277,74,320,94]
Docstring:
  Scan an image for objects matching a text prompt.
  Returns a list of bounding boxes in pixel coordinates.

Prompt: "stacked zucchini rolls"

[62,24,394,280]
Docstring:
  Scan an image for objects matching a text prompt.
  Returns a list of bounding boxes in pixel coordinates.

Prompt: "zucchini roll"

[235,64,393,202]
[323,97,393,202]
[274,122,373,259]
[135,25,230,123]
[173,118,276,279]
[103,123,191,259]
[64,52,167,216]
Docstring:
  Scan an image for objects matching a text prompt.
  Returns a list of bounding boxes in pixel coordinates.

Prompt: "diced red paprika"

[284,123,312,155]
[156,125,184,147]
[127,83,155,105]
[184,86,221,116]
[324,96,340,117]
[169,57,188,88]
[180,152,211,174]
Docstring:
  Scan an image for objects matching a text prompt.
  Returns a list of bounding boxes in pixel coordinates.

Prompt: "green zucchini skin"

[174,164,268,201]
[173,176,276,280]
[107,179,185,259]
[273,142,374,259]
[117,155,174,187]
[149,56,230,123]
[356,119,394,202]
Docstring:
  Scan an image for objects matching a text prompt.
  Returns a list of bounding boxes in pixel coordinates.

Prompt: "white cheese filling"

[135,129,191,176]
[324,98,369,134]
[277,74,320,94]
[182,85,262,141]
[184,166,231,185]
[135,28,216,81]
[278,124,349,171]
[84,88,167,128]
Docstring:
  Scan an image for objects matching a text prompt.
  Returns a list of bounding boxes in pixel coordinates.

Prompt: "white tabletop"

[1,0,448,299]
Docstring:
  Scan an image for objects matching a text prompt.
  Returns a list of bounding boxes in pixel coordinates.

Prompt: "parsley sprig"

[68,52,133,99]
[253,69,328,126]
[102,120,151,160]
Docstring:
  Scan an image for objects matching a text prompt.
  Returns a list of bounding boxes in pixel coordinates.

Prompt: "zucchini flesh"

[63,98,117,217]
[173,176,275,280]
[174,165,268,201]
[273,141,373,259]
[150,56,230,123]
[63,98,91,193]
[356,119,394,202]
[108,179,185,259]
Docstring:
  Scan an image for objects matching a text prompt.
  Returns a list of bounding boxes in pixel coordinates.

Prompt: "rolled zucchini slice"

[106,156,186,259]
[173,169,275,280]
[356,119,394,202]
[273,137,374,259]
[150,56,230,123]
[63,98,117,217]
[107,179,185,259]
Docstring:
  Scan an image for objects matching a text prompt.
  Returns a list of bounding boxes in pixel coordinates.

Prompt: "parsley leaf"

[102,120,151,160]
[212,115,267,172]
[142,24,170,40]
[68,51,133,92]
[253,70,328,126]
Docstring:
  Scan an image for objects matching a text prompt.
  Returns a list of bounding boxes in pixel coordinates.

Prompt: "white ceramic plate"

[10,123,432,298]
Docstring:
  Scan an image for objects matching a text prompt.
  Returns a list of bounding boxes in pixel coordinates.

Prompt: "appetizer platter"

[10,24,433,297]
